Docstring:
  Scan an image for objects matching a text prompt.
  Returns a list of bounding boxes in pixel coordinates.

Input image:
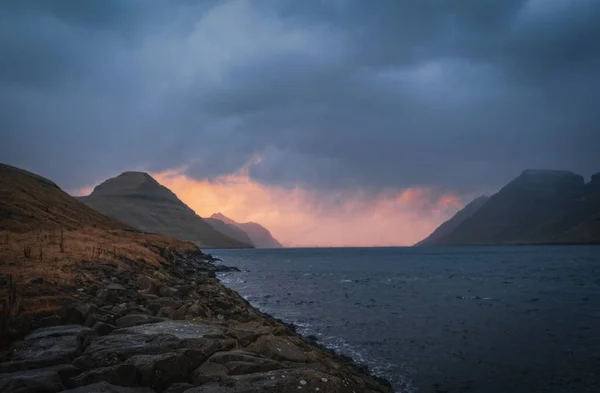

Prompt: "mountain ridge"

[77,172,252,249]
[417,169,600,246]
[208,212,283,248]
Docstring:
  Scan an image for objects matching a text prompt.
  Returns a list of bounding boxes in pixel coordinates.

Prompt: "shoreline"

[0,247,394,392]
[218,272,394,386]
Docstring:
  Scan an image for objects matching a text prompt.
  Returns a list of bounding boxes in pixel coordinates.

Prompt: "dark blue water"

[212,246,600,393]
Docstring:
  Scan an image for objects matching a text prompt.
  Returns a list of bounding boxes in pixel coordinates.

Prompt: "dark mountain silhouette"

[204,217,254,246]
[417,169,600,246]
[209,213,283,248]
[414,196,489,246]
[77,172,252,248]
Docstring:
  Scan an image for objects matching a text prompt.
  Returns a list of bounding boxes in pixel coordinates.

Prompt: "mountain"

[77,172,252,248]
[204,217,254,246]
[414,196,489,246]
[0,163,129,232]
[209,212,283,248]
[417,169,600,246]
[0,163,199,276]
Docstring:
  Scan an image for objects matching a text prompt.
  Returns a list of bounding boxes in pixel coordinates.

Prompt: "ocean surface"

[212,246,600,393]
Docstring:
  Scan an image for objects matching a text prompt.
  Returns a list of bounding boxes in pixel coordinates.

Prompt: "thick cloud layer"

[2,0,599,196]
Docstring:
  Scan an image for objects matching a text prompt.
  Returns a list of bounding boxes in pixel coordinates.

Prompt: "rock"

[116,321,223,340]
[158,287,180,299]
[0,369,64,393]
[174,286,195,299]
[37,315,62,328]
[213,265,240,273]
[57,306,85,325]
[225,322,272,347]
[163,383,194,393]
[92,322,116,336]
[30,277,44,284]
[72,333,181,370]
[246,335,308,363]
[173,305,188,320]
[115,314,167,329]
[185,303,208,318]
[110,304,129,319]
[182,368,348,393]
[25,326,95,341]
[59,381,155,392]
[0,357,70,374]
[157,307,176,319]
[105,283,127,291]
[10,325,96,361]
[67,364,137,388]
[191,362,228,385]
[124,349,205,390]
[204,350,283,375]
[85,313,114,328]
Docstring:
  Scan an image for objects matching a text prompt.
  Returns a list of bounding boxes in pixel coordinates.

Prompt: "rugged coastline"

[0,245,392,393]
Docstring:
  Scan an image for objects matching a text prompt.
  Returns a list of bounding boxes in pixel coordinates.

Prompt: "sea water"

[213,246,600,393]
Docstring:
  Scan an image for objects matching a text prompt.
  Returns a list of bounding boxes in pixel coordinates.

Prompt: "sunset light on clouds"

[151,168,462,247]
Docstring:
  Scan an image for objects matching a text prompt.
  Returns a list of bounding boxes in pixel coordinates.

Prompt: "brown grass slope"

[0,164,129,232]
[0,164,199,334]
[77,172,252,249]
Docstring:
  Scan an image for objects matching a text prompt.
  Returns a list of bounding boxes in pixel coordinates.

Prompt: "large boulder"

[0,369,65,393]
[72,333,181,370]
[124,349,205,390]
[59,381,155,392]
[246,335,308,363]
[183,368,362,393]
[10,326,96,362]
[67,364,137,388]
[114,314,167,329]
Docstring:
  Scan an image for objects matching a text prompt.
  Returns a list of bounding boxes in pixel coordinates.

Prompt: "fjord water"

[214,246,600,393]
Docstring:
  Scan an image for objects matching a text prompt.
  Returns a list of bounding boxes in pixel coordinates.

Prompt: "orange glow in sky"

[149,169,462,247]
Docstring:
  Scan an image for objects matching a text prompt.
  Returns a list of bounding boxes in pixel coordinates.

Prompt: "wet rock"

[0,368,65,393]
[115,314,167,329]
[60,381,155,392]
[25,326,95,341]
[183,368,348,393]
[247,335,308,363]
[92,322,116,336]
[117,321,224,340]
[67,364,137,388]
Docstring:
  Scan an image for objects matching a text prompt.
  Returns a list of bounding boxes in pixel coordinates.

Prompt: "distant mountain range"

[77,172,252,249]
[417,169,600,246]
[207,213,283,248]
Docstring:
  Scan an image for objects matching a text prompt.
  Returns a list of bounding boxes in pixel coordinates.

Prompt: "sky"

[2,1,600,246]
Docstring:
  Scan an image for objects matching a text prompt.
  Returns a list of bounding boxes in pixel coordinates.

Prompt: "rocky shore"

[0,248,392,393]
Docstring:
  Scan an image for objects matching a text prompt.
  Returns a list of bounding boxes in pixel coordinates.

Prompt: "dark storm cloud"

[1,0,599,196]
